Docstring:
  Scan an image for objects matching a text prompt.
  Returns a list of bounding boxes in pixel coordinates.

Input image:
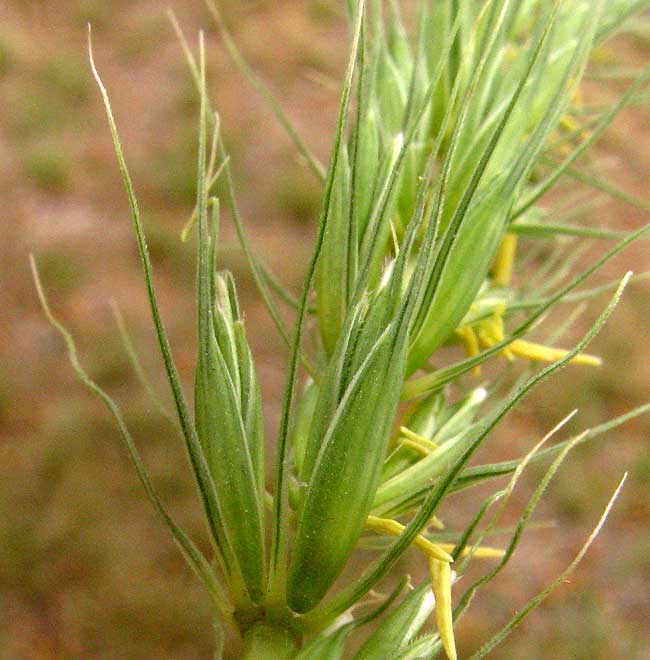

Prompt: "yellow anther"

[399,438,433,455]
[455,326,481,376]
[436,543,505,559]
[363,525,501,660]
[399,426,439,455]
[427,514,445,530]
[559,113,579,134]
[365,516,461,660]
[429,557,457,660]
[508,339,602,366]
[476,305,601,367]
[476,305,516,360]
[477,313,504,345]
[492,233,518,287]
[365,516,453,563]
[455,325,480,356]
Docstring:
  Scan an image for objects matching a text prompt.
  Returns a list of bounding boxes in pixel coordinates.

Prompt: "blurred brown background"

[1,1,649,658]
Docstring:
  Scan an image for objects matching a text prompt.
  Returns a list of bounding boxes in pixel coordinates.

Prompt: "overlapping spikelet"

[34,1,650,658]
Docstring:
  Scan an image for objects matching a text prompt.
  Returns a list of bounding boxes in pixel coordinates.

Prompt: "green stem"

[242,622,297,660]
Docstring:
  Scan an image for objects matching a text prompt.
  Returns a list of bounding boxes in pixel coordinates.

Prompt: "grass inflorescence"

[33,1,650,658]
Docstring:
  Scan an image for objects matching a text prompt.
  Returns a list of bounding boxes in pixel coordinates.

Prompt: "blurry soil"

[0,2,648,659]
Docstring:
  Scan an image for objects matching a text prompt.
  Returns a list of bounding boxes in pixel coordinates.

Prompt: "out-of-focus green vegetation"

[2,2,649,658]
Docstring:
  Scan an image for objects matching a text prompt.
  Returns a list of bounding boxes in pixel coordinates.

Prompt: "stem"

[242,622,297,660]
